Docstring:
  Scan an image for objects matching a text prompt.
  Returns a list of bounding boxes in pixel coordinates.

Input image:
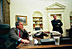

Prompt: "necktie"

[19,30,21,37]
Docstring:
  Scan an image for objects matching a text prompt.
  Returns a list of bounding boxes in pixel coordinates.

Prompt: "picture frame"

[16,15,27,25]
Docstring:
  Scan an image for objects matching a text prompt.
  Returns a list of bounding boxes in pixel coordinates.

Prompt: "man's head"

[15,21,23,29]
[53,15,57,20]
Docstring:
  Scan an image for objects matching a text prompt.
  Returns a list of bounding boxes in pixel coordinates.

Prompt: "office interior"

[0,0,72,49]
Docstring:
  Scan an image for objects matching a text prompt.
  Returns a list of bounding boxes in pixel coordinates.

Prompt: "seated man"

[8,21,30,49]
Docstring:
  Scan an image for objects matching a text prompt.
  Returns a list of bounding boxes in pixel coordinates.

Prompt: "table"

[16,43,72,49]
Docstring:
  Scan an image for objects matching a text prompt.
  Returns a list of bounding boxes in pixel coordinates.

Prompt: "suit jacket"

[9,28,29,41]
[69,28,72,37]
[51,19,63,34]
[4,28,29,49]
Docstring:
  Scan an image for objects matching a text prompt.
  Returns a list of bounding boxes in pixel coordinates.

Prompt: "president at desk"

[6,21,30,49]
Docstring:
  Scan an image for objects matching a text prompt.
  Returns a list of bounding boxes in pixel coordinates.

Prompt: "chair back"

[0,24,10,34]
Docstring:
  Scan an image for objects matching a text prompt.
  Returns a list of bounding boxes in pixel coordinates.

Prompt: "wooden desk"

[17,43,72,49]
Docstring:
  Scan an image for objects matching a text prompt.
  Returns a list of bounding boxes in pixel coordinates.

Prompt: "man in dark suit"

[69,25,72,38]
[51,15,63,34]
[7,21,30,49]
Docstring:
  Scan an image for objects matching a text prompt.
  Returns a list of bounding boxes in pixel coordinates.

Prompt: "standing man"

[51,15,63,34]
[8,21,30,49]
[69,25,72,38]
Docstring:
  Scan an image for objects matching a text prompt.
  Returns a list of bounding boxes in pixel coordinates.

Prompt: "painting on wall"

[16,15,27,25]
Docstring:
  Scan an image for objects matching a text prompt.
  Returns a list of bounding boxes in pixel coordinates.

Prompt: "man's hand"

[21,39,30,44]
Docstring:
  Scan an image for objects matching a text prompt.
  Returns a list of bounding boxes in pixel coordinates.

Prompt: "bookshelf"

[33,17,43,30]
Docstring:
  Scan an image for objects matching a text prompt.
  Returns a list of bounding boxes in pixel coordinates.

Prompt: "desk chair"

[0,24,10,34]
[0,24,10,49]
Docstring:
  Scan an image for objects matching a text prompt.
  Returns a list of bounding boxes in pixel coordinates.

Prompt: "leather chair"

[0,24,10,49]
[0,24,10,34]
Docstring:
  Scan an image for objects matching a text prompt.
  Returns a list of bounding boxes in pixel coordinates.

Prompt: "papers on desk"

[50,31,61,35]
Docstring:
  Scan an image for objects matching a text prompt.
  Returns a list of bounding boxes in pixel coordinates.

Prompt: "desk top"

[17,43,72,49]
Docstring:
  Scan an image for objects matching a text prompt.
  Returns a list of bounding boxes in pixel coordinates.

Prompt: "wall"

[10,0,72,36]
